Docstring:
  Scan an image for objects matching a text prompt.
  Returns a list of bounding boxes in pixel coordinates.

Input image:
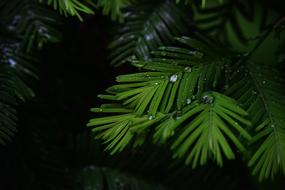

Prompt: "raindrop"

[186,98,191,104]
[148,115,154,120]
[176,116,181,120]
[201,94,215,104]
[145,34,153,41]
[184,67,192,72]
[38,26,47,34]
[154,82,159,85]
[169,74,178,82]
[8,58,16,67]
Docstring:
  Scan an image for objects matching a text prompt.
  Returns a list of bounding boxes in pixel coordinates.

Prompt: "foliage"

[39,0,95,21]
[88,0,285,182]
[1,0,285,188]
[0,0,61,145]
[88,36,252,167]
[227,63,285,181]
[108,0,192,66]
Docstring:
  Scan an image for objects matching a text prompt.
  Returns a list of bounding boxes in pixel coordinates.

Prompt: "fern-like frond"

[8,4,62,52]
[0,41,36,145]
[88,35,252,167]
[76,166,165,190]
[227,63,285,180]
[39,0,94,21]
[103,36,227,116]
[192,0,280,64]
[169,92,251,167]
[108,1,192,66]
[0,0,62,145]
[97,0,131,22]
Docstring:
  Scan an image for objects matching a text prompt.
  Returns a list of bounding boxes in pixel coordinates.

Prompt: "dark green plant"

[87,0,285,182]
[1,0,285,189]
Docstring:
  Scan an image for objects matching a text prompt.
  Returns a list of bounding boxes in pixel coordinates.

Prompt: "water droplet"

[203,77,207,81]
[186,98,191,104]
[169,74,178,82]
[201,94,215,104]
[8,58,16,67]
[262,81,266,84]
[184,67,192,72]
[148,115,154,120]
[176,116,181,120]
[145,34,153,41]
[154,82,158,85]
[271,124,275,128]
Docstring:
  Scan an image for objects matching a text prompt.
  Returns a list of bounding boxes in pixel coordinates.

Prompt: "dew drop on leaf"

[8,58,16,67]
[148,115,154,120]
[186,98,191,104]
[169,74,178,82]
[201,94,215,104]
[184,67,192,72]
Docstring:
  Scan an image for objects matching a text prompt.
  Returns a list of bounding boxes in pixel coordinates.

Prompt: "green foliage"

[0,41,36,145]
[192,0,280,63]
[227,63,285,181]
[108,1,192,66]
[76,166,165,190]
[97,0,131,22]
[170,92,252,167]
[88,35,253,167]
[0,0,62,145]
[88,0,285,180]
[39,0,95,21]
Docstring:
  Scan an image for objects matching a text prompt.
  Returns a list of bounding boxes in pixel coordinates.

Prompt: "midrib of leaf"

[207,105,214,150]
[248,66,282,159]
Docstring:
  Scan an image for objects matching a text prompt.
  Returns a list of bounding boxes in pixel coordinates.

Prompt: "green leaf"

[40,0,94,21]
[108,1,192,66]
[227,63,285,181]
[168,92,251,167]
